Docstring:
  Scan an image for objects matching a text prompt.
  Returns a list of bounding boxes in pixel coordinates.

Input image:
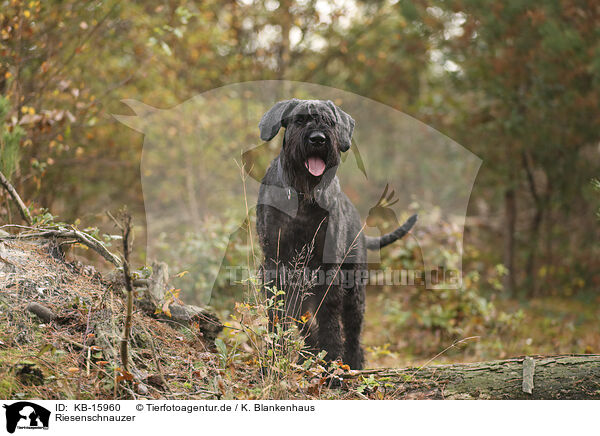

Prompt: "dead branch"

[0,226,122,267]
[109,211,134,372]
[0,169,33,225]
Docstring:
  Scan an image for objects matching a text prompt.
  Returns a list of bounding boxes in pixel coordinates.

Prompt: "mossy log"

[356,355,600,399]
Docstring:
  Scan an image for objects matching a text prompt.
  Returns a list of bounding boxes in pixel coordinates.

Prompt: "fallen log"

[351,354,600,399]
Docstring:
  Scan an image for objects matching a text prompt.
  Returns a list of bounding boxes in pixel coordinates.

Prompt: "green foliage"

[593,179,600,220]
[31,208,59,226]
[416,0,600,296]
[0,96,23,179]
[155,215,257,306]
[369,217,521,358]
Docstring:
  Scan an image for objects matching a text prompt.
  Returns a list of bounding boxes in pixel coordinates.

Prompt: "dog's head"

[259,99,355,192]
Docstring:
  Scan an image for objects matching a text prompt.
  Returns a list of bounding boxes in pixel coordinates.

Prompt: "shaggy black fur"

[256,99,416,369]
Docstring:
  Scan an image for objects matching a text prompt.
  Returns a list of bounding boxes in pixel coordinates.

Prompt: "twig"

[0,226,122,267]
[57,335,86,350]
[110,282,119,399]
[141,323,172,394]
[110,210,134,372]
[0,169,33,225]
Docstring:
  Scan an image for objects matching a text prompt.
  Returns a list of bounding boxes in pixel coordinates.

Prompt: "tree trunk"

[526,205,543,297]
[522,151,545,298]
[351,355,600,399]
[503,187,517,296]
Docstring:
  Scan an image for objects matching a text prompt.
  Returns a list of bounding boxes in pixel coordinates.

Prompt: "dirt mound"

[0,240,223,399]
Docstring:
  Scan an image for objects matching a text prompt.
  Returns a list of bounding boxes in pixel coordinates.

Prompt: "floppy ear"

[327,100,355,152]
[259,99,301,141]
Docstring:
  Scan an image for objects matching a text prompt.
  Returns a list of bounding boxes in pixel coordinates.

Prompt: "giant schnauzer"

[256,99,417,369]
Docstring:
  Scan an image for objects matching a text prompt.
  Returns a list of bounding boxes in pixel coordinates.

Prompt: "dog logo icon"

[3,402,50,433]
[114,81,481,300]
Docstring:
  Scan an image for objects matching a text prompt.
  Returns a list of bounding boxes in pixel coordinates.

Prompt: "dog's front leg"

[342,281,365,370]
[314,284,344,363]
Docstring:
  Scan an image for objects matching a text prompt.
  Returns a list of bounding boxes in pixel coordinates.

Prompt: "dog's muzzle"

[308,131,327,146]
[305,131,329,177]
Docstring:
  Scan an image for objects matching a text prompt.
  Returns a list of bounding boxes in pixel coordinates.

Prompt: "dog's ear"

[259,99,301,141]
[326,100,355,152]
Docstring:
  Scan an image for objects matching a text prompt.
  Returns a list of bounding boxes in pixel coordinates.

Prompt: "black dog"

[256,99,416,369]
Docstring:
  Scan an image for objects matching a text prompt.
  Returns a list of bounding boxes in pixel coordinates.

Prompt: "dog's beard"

[281,134,339,196]
[282,153,320,195]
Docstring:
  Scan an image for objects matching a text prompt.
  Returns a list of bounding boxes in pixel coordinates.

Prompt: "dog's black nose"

[309,131,327,146]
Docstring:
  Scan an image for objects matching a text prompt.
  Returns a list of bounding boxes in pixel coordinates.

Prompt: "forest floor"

[1,239,598,400]
[363,293,600,368]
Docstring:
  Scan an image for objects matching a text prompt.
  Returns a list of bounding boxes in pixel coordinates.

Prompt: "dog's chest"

[277,201,329,260]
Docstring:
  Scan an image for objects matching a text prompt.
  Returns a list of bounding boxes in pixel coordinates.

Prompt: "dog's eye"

[294,116,306,125]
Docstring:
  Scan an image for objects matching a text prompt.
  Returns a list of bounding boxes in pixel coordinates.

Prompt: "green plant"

[357,375,380,394]
[154,215,256,308]
[0,96,23,180]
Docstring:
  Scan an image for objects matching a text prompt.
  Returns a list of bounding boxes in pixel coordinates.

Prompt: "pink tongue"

[305,157,326,176]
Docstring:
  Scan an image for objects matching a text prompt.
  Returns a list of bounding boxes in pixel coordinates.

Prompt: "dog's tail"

[365,214,417,250]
